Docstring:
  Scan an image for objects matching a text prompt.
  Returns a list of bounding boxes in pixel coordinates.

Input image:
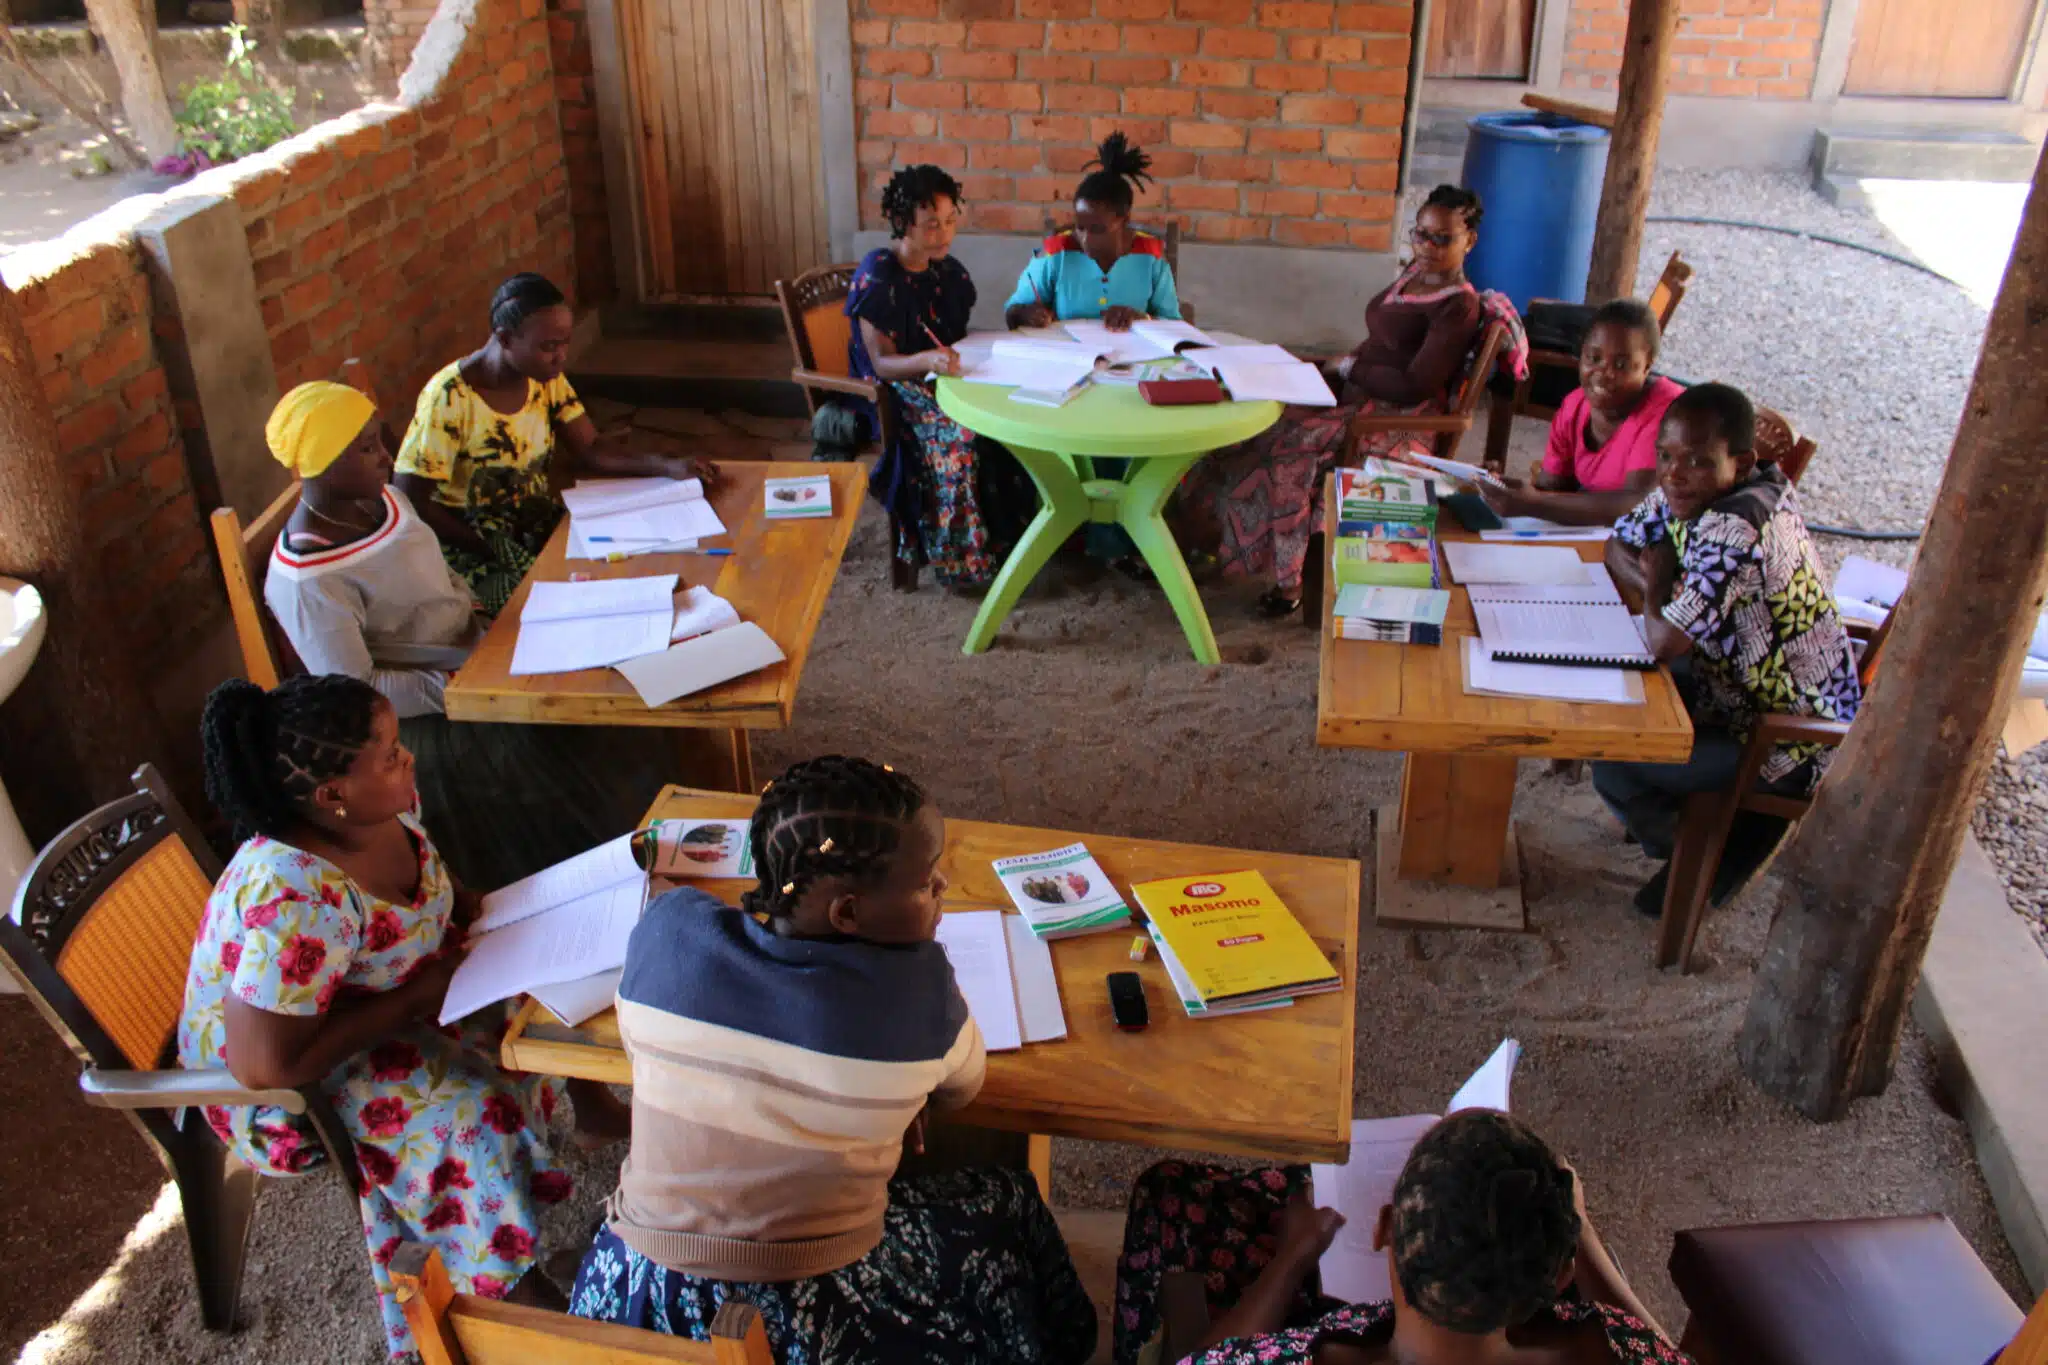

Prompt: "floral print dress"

[395,361,586,614]
[176,821,571,1359]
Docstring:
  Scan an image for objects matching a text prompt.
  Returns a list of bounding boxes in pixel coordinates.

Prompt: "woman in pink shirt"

[1482,298,1681,526]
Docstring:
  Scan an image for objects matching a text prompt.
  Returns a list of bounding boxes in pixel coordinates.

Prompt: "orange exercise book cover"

[1129,869,1342,1008]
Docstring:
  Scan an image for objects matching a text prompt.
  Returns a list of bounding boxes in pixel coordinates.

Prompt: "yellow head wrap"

[266,382,377,479]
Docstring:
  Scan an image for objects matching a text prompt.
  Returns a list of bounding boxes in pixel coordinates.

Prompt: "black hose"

[1806,522,1924,541]
[1645,214,1959,286]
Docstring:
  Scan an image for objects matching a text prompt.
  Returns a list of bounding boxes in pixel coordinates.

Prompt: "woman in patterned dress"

[395,272,720,615]
[175,674,619,1358]
[1113,1110,1695,1365]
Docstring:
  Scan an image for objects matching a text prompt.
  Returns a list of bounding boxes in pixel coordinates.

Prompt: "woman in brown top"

[1178,186,1486,615]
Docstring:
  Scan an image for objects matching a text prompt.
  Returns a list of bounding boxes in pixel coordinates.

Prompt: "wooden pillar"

[79,0,179,163]
[1584,0,1680,303]
[0,282,168,845]
[1737,146,2048,1121]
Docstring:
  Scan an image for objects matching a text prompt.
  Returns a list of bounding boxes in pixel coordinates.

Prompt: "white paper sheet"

[1394,451,1504,488]
[1473,600,1655,666]
[934,910,1023,1053]
[1480,519,1612,542]
[613,620,786,707]
[1130,319,1217,353]
[562,477,704,517]
[960,352,1098,391]
[477,833,645,933]
[1062,319,1173,364]
[522,576,678,622]
[565,477,726,546]
[1182,343,1299,367]
[1004,916,1067,1044]
[567,524,697,559]
[1442,542,1587,587]
[1209,359,1337,406]
[1332,585,1450,626]
[511,613,672,675]
[650,817,753,878]
[531,968,622,1026]
[440,887,643,1024]
[1467,561,1623,605]
[1833,554,1908,611]
[1463,637,1640,704]
[669,586,740,642]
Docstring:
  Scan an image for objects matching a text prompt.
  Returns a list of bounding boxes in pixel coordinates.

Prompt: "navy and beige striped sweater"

[604,886,986,1281]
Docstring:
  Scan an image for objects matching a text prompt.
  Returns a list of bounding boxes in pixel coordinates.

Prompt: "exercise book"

[563,476,726,547]
[1473,598,1655,669]
[510,574,677,675]
[1441,542,1587,588]
[932,909,1066,1054]
[1461,637,1643,705]
[1466,561,1623,606]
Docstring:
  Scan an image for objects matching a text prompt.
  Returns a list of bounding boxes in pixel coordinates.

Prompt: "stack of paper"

[669,585,740,643]
[1310,1040,1521,1303]
[991,843,1133,939]
[511,574,678,675]
[440,833,650,1025]
[563,478,726,557]
[1332,584,1450,645]
[1462,637,1642,704]
[932,909,1067,1053]
[1059,318,1221,364]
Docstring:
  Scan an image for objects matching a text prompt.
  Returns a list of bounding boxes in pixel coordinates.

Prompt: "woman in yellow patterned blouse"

[396,272,720,613]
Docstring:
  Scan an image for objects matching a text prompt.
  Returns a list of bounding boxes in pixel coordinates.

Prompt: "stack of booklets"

[1332,584,1451,645]
[1131,869,1342,1017]
[1332,460,1439,591]
[992,843,1133,940]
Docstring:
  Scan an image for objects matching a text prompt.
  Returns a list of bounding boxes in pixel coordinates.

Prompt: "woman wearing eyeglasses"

[1177,186,1502,617]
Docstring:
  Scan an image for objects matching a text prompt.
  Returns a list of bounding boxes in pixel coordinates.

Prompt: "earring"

[336,805,349,820]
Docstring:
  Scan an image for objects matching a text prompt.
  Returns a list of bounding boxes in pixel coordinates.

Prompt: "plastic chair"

[774,263,918,590]
[0,764,361,1329]
[390,1243,773,1365]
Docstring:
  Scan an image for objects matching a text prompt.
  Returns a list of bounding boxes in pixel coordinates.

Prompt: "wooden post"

[1584,0,1680,303]
[1737,146,2048,1121]
[0,282,169,845]
[78,0,179,162]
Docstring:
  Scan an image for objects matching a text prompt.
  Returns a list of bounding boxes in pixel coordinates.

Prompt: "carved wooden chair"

[1481,251,1694,472]
[391,1243,773,1365]
[1298,318,1511,626]
[1752,405,1816,486]
[774,263,917,590]
[0,764,360,1329]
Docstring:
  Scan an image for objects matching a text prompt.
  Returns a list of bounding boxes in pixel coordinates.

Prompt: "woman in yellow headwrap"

[261,381,666,888]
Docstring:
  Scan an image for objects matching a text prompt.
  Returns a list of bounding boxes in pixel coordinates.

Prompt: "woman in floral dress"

[176,674,609,1357]
[1113,1110,1695,1365]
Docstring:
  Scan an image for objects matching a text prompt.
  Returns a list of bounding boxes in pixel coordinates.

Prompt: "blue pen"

[685,548,734,556]
[588,535,615,542]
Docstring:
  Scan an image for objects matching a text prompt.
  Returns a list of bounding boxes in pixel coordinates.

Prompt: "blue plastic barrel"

[1456,112,1609,313]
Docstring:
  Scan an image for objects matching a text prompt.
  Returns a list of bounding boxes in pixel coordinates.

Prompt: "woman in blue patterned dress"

[175,675,616,1357]
[849,164,1037,588]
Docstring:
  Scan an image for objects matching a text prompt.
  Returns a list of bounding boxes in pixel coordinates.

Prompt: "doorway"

[1425,0,1537,79]
[1844,0,2039,98]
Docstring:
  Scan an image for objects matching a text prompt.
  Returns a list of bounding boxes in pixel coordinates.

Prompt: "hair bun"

[1090,130,1153,186]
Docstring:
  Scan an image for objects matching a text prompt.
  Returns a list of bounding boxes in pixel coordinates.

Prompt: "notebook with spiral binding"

[1472,599,1656,669]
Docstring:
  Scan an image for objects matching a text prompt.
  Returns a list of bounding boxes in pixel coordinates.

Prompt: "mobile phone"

[1107,972,1148,1032]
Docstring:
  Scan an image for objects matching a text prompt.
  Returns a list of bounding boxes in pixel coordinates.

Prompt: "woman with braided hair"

[1004,130,1182,333]
[849,164,1037,589]
[1112,1110,1692,1365]
[175,675,610,1358]
[570,755,1097,1364]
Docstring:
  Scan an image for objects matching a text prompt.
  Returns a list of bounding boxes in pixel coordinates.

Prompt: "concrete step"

[1812,128,2039,183]
[569,336,808,419]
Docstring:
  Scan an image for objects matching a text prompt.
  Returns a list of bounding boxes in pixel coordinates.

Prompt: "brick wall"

[362,0,438,85]
[1564,0,1822,99]
[851,0,1415,250]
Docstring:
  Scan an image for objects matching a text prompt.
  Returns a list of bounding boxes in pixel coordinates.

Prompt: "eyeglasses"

[1410,227,1457,248]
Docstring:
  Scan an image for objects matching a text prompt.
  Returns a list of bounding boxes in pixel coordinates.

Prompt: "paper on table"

[1394,451,1504,488]
[614,620,786,707]
[562,477,704,517]
[531,968,622,1026]
[568,523,697,559]
[523,576,678,622]
[1333,584,1450,626]
[1480,519,1612,541]
[764,474,833,519]
[439,888,642,1024]
[961,352,1098,390]
[1209,359,1337,407]
[1442,542,1587,587]
[1446,1038,1520,1113]
[1463,637,1641,704]
[1130,319,1217,352]
[477,832,645,932]
[1473,600,1655,666]
[1062,319,1173,364]
[1181,343,1298,367]
[1833,554,1908,611]
[934,909,1023,1053]
[1004,915,1067,1044]
[1467,561,1623,605]
[670,585,740,642]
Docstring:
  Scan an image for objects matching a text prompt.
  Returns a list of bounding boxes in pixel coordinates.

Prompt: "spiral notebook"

[1473,599,1656,669]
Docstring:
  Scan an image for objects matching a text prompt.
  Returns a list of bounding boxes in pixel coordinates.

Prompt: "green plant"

[173,24,297,164]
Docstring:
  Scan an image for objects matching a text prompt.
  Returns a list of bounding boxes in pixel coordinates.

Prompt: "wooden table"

[443,462,865,792]
[1315,485,1694,930]
[502,785,1363,1165]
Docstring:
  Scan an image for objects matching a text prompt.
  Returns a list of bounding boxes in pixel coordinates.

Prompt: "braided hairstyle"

[1588,297,1662,364]
[1076,131,1153,217]
[882,164,965,239]
[1422,184,1485,232]
[490,271,567,337]
[739,756,929,924]
[201,676,384,843]
[1388,1110,1581,1334]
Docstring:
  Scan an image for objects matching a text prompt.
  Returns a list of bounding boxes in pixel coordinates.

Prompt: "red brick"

[866,48,933,75]
[1189,214,1267,240]
[1201,28,1279,58]
[1331,65,1406,96]
[1096,55,1172,82]
[948,112,1015,139]
[270,194,324,238]
[1047,84,1119,112]
[1274,217,1348,246]
[1167,183,1242,215]
[865,109,940,136]
[1288,33,1363,59]
[1346,221,1393,250]
[1098,0,1173,15]
[1351,160,1399,190]
[56,398,121,453]
[1125,86,1200,116]
[1334,2,1408,31]
[1245,186,1317,214]
[977,202,1057,232]
[1248,125,1323,152]
[1326,128,1399,159]
[1198,90,1278,119]
[942,49,1017,77]
[283,274,336,317]
[969,81,1043,110]
[1254,61,1327,90]
[856,78,893,107]
[1091,115,1165,144]
[869,0,940,14]
[1169,120,1246,148]
[1281,93,1358,122]
[1200,153,1273,182]
[1356,96,1405,126]
[121,368,168,413]
[1737,58,1785,77]
[1047,144,1100,171]
[895,19,967,45]
[1144,148,1200,177]
[1020,0,1093,14]
[852,18,890,44]
[1260,0,1333,25]
[251,250,295,292]
[1274,157,1351,187]
[140,447,188,494]
[966,20,1043,47]
[1019,53,1096,80]
[1015,174,1067,201]
[1050,22,1119,51]
[972,142,1045,170]
[1175,0,1253,19]
[1180,59,1249,86]
[1013,113,1093,141]
[895,139,970,168]
[1124,25,1200,54]
[79,325,147,390]
[896,80,968,108]
[298,219,349,268]
[1320,190,1390,220]
[956,172,1015,201]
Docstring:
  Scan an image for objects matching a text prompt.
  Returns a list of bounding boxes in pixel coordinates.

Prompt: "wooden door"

[1425,0,1536,78]
[1845,0,2039,98]
[619,0,829,298]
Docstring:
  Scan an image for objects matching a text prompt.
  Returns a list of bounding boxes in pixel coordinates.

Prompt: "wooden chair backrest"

[209,479,301,690]
[1754,405,1817,486]
[0,764,222,1074]
[1449,319,1511,418]
[390,1244,773,1365]
[1647,251,1693,329]
[776,263,859,384]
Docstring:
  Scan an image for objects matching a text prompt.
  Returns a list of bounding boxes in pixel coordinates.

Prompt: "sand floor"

[4,434,2027,1360]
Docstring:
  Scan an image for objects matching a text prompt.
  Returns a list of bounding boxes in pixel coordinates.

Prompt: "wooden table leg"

[1027,1132,1052,1204]
[729,728,755,794]
[1375,752,1527,930]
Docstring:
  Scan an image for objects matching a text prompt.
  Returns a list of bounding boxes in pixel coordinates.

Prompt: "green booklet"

[764,475,832,520]
[1336,459,1437,525]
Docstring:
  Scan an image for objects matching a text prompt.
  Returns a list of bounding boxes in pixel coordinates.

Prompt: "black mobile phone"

[1107,971,1148,1032]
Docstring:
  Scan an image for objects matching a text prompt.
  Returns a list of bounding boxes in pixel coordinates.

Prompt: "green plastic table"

[935,378,1282,664]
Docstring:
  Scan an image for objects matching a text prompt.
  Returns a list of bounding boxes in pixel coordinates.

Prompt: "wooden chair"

[774,263,918,591]
[1753,405,1816,486]
[1481,251,1694,472]
[1299,318,1511,626]
[209,478,302,688]
[0,764,361,1329]
[390,1243,773,1365]
[1654,608,1893,972]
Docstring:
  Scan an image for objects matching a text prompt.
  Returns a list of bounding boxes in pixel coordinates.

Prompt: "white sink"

[0,578,47,965]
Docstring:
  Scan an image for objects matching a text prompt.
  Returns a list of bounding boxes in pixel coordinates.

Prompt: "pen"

[683,548,734,556]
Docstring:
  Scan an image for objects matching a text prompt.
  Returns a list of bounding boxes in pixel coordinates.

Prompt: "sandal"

[1255,587,1302,619]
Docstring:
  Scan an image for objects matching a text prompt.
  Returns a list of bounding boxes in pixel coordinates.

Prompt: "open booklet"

[1060,318,1219,365]
[932,909,1067,1053]
[1310,1040,1522,1303]
[562,477,726,550]
[1183,346,1338,407]
[956,337,1106,390]
[511,574,678,675]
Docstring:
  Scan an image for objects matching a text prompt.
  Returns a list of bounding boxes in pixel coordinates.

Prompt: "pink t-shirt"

[1541,376,1683,491]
